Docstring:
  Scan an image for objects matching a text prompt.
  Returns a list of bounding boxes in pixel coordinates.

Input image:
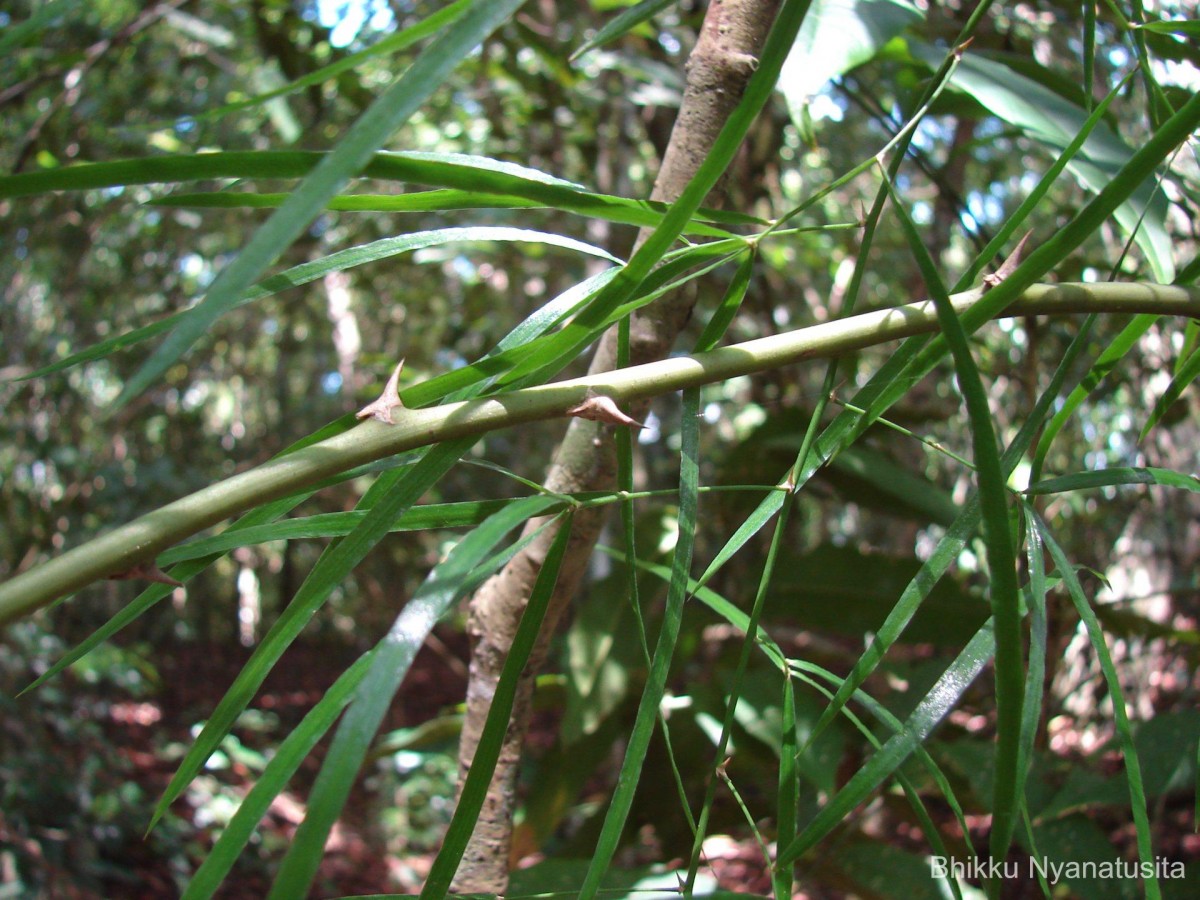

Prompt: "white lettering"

[948,855,1187,886]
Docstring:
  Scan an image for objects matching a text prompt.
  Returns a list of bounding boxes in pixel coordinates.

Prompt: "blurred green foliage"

[1,0,1198,896]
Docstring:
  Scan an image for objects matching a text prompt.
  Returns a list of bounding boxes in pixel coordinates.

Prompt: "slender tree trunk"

[450,1,783,892]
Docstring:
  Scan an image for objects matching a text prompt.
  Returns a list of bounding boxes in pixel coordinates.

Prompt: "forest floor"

[75,631,771,898]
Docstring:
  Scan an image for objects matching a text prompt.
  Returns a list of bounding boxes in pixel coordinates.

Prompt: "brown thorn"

[566,394,644,429]
[108,563,182,587]
[982,230,1033,290]
[356,359,405,425]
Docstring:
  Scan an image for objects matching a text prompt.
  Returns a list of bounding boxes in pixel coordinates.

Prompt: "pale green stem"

[1,281,1196,624]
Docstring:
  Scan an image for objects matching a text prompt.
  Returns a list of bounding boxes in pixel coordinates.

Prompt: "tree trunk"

[449,0,783,892]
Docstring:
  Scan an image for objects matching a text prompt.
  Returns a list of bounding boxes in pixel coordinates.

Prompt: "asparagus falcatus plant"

[2,1,1198,898]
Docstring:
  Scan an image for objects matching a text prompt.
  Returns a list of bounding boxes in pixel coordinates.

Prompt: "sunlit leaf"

[118,0,532,407]
[778,0,923,128]
[910,42,1176,282]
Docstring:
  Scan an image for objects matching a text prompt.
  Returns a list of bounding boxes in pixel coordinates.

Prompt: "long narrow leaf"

[1033,515,1161,899]
[0,151,756,232]
[1017,502,1049,795]
[776,620,996,866]
[419,513,575,899]
[118,0,530,407]
[22,227,617,381]
[1140,341,1200,439]
[180,651,377,900]
[787,658,973,898]
[578,383,702,900]
[1026,466,1200,496]
[152,188,743,237]
[773,672,798,900]
[269,498,562,898]
[570,0,677,61]
[685,490,792,893]
[1030,314,1156,482]
[158,498,552,564]
[887,180,1024,871]
[802,325,1086,743]
[693,248,756,353]
[150,438,476,829]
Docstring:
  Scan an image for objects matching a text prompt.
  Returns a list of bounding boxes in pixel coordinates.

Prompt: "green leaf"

[157,188,542,212]
[2,151,754,233]
[157,498,541,563]
[153,186,744,236]
[778,0,923,128]
[889,179,1024,870]
[571,0,677,61]
[577,384,702,900]
[774,672,799,900]
[1140,341,1200,439]
[1033,516,1161,900]
[492,244,746,390]
[687,479,793,892]
[150,438,475,830]
[789,656,978,873]
[419,513,575,900]
[1031,314,1155,482]
[20,227,615,380]
[693,248,756,353]
[180,652,376,900]
[1018,504,1049,820]
[116,0,531,408]
[1134,19,1200,38]
[1026,467,1200,496]
[910,42,1176,282]
[766,265,1099,760]
[776,620,996,866]
[270,498,562,899]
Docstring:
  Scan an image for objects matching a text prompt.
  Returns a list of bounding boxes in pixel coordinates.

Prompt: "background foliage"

[1,0,1198,897]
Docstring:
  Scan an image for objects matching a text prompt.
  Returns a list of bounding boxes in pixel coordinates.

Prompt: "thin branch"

[0,281,1196,625]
